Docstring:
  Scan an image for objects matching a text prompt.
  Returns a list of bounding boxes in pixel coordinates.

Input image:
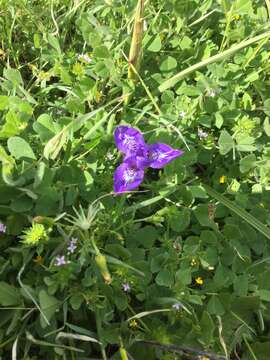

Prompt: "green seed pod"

[95,254,112,284]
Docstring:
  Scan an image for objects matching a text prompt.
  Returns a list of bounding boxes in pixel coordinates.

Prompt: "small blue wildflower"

[172,303,182,311]
[55,255,66,266]
[122,283,131,292]
[106,151,115,161]
[0,223,6,233]
[207,88,220,97]
[198,129,208,139]
[78,54,92,63]
[179,111,186,119]
[67,238,77,254]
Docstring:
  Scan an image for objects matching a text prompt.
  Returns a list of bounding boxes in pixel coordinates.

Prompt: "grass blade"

[127,308,172,322]
[203,184,270,240]
[159,31,270,91]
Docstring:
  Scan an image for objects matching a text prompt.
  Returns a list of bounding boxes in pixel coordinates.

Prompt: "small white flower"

[172,303,182,311]
[78,54,92,63]
[122,283,131,292]
[143,20,148,31]
[179,111,186,119]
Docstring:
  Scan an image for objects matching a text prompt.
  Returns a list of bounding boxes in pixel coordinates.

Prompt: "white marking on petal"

[123,168,136,184]
[123,135,137,151]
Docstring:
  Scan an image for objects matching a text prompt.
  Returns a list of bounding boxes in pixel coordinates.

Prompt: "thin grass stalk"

[128,0,145,81]
[203,184,270,240]
[159,30,270,91]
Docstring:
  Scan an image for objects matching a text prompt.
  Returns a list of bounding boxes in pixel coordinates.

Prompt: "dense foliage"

[0,0,270,359]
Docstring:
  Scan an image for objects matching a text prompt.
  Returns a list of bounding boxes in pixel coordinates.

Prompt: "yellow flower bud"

[219,175,226,184]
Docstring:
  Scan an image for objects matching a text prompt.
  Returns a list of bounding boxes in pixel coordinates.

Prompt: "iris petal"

[147,143,184,169]
[114,158,145,193]
[114,126,145,156]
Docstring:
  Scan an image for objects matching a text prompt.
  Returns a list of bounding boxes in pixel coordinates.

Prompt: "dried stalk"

[139,340,227,360]
[128,0,144,81]
[265,0,270,18]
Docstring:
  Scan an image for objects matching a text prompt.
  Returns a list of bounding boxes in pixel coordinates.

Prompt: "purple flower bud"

[55,255,66,266]
[0,223,6,233]
[122,283,131,292]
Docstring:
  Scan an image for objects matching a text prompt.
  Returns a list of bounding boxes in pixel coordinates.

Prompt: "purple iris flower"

[114,126,183,193]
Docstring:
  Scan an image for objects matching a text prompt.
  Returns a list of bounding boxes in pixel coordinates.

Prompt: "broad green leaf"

[207,296,225,315]
[47,34,62,56]
[200,311,215,346]
[160,56,177,72]
[39,290,59,328]
[240,154,256,173]
[218,130,234,155]
[0,95,9,110]
[94,45,110,58]
[155,269,174,287]
[0,282,20,306]
[194,204,217,230]
[175,268,192,285]
[132,225,159,248]
[33,114,56,142]
[257,290,270,302]
[263,118,270,136]
[8,137,36,160]
[147,35,162,52]
[233,274,248,296]
[3,68,23,86]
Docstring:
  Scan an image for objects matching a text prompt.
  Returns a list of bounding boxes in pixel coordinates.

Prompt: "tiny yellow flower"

[191,258,197,266]
[33,255,44,265]
[219,175,226,184]
[195,277,203,285]
[159,33,165,42]
[21,223,48,247]
[38,70,51,81]
[129,319,138,328]
[233,14,241,21]
[116,234,124,242]
[95,90,103,103]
